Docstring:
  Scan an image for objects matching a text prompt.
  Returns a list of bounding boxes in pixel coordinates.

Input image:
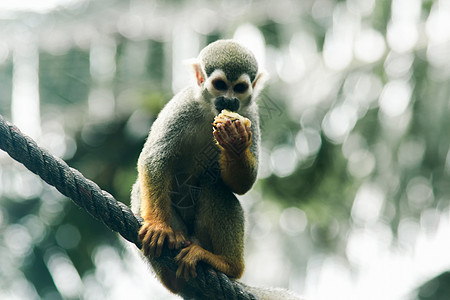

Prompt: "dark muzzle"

[214,96,240,112]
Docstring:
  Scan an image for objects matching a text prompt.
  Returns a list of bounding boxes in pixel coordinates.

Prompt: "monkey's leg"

[175,182,245,281]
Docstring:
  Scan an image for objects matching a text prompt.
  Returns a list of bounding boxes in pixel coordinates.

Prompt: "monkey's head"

[192,40,266,113]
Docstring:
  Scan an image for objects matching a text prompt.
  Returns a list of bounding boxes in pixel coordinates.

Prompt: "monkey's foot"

[175,244,241,281]
[139,221,188,257]
[174,244,202,281]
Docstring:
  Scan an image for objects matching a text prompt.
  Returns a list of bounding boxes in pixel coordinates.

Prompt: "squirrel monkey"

[131,39,266,294]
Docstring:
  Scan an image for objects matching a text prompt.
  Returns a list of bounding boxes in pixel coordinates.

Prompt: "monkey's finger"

[176,265,184,279]
[139,231,146,242]
[149,231,161,257]
[216,132,234,152]
[138,228,146,241]
[138,227,145,239]
[138,223,151,240]
[225,119,239,137]
[218,124,230,140]
[143,233,154,256]
[175,263,192,281]
[235,120,248,141]
[245,125,252,141]
[141,229,155,256]
[216,125,242,153]
[184,264,191,281]
[142,240,150,256]
[175,247,189,261]
[213,129,224,143]
[219,124,236,145]
[155,232,167,257]
[190,266,198,279]
[142,245,149,256]
[213,128,226,146]
[166,230,177,250]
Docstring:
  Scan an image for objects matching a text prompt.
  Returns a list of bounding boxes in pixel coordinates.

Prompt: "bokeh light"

[1,0,450,299]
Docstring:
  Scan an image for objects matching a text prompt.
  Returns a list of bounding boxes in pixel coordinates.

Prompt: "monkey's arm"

[137,98,194,257]
[214,119,257,195]
[138,163,187,257]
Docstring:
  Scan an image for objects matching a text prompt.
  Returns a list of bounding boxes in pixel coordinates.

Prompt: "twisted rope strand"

[0,114,257,300]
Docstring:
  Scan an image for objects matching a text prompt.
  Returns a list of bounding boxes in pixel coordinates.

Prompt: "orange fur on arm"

[138,165,172,224]
[218,146,257,195]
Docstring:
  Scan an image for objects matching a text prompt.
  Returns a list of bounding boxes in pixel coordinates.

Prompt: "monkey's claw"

[139,221,187,257]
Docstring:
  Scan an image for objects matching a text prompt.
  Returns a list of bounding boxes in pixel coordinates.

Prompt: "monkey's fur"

[131,40,302,299]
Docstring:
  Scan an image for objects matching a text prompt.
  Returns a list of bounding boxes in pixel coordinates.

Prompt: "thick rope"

[0,114,257,300]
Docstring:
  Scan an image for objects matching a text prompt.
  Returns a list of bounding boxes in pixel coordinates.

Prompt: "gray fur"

[130,85,260,218]
[199,39,259,82]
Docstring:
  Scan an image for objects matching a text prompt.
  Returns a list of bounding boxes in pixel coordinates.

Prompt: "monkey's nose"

[214,96,240,112]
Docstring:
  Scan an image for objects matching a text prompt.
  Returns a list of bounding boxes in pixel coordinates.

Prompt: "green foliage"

[3,0,450,298]
[39,49,91,105]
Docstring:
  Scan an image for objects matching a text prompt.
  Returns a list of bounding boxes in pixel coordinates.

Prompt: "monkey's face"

[204,70,254,113]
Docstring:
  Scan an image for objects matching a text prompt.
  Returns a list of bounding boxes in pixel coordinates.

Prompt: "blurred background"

[0,0,450,299]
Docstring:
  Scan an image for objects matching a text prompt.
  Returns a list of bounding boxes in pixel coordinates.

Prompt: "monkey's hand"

[213,110,257,194]
[213,112,252,156]
[139,221,188,257]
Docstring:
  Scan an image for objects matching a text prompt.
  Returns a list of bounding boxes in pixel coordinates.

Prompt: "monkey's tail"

[239,282,304,300]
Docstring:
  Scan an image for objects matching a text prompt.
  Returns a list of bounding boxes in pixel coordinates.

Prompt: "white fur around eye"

[205,70,230,96]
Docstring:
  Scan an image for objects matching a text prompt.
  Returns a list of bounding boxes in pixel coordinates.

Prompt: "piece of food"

[213,109,251,129]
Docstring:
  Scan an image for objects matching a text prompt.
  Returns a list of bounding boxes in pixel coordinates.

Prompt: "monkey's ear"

[194,64,205,86]
[184,58,205,86]
[252,71,269,99]
[187,59,205,86]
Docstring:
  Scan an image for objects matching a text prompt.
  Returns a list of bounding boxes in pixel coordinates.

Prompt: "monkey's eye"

[233,83,249,93]
[212,79,228,91]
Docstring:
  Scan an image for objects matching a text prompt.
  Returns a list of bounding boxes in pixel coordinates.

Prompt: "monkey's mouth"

[214,96,240,113]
